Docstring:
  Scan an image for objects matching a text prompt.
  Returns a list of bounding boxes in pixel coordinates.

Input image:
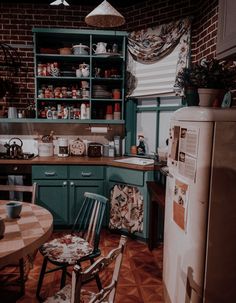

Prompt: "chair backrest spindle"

[71,235,127,303]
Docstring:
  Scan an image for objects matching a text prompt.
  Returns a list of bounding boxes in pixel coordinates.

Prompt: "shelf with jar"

[33,28,127,123]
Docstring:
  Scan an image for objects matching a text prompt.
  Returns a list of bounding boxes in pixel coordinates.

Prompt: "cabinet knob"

[13,166,18,171]
[70,182,74,187]
[63,181,67,186]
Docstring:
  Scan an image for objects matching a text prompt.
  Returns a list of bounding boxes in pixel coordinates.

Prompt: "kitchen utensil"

[58,137,69,157]
[0,217,5,237]
[4,137,23,158]
[6,201,22,219]
[58,47,72,55]
[92,42,107,54]
[8,107,17,119]
[72,44,89,55]
[87,143,103,157]
[70,138,85,156]
[38,142,54,157]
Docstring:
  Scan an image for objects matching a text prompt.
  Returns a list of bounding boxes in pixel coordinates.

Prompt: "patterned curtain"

[109,184,144,233]
[127,17,191,96]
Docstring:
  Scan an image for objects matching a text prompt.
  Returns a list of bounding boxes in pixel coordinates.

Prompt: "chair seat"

[40,234,93,265]
[44,284,97,303]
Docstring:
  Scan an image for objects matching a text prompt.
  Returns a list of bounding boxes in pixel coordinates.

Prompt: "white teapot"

[93,42,107,54]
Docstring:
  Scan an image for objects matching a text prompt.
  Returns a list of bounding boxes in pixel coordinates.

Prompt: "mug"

[0,217,5,237]
[6,201,22,219]
[76,69,82,77]
[8,107,17,119]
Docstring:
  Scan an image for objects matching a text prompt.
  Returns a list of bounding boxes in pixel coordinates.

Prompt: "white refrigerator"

[163,107,236,303]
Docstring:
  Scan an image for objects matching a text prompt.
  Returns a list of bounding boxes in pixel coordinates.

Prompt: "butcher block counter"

[0,156,154,171]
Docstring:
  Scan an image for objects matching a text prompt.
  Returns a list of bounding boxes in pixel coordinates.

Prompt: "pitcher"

[93,42,107,54]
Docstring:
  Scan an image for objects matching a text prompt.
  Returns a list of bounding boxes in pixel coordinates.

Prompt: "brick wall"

[0,1,218,107]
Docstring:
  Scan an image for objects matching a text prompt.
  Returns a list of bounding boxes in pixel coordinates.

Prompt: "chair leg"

[19,258,25,296]
[36,256,48,300]
[60,266,67,289]
[90,258,102,290]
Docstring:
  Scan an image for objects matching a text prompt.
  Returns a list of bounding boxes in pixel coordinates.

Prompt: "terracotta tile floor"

[0,229,164,303]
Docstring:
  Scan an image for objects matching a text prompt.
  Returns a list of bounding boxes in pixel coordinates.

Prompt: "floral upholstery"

[44,284,96,303]
[40,233,93,264]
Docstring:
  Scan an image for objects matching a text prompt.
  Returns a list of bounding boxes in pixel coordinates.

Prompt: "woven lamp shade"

[85,0,125,28]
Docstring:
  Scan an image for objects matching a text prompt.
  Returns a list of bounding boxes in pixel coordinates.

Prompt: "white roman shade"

[127,18,191,98]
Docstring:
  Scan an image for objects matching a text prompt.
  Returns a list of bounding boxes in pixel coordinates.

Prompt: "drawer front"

[69,166,104,180]
[108,167,144,186]
[32,165,68,179]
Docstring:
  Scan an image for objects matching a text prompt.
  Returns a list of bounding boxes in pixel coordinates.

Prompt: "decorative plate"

[70,138,85,156]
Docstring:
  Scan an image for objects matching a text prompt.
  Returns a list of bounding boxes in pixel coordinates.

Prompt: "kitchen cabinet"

[68,165,104,224]
[107,166,154,240]
[33,28,127,123]
[216,0,236,59]
[32,165,69,225]
[32,165,105,226]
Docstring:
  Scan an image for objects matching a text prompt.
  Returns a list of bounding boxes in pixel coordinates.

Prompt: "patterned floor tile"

[0,229,164,303]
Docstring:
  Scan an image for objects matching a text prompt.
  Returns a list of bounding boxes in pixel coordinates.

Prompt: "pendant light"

[85,0,125,28]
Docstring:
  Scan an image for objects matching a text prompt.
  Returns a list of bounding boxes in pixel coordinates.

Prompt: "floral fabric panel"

[44,284,95,303]
[40,233,93,264]
[127,17,191,97]
[109,185,144,233]
[128,18,190,64]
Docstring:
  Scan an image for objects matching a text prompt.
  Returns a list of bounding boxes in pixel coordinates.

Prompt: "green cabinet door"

[35,179,69,225]
[69,180,104,224]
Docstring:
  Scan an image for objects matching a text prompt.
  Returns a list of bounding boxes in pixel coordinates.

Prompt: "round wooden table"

[0,201,53,267]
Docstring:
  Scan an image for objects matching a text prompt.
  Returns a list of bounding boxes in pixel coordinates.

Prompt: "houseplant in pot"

[176,58,236,107]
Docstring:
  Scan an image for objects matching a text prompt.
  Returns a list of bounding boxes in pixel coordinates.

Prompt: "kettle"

[4,137,23,158]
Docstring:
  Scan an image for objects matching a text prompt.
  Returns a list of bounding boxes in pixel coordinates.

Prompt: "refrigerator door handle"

[160,166,173,178]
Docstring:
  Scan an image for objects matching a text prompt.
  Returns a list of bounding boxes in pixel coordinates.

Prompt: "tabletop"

[0,201,53,267]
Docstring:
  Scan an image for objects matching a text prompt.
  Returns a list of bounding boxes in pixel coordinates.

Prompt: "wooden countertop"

[0,156,154,171]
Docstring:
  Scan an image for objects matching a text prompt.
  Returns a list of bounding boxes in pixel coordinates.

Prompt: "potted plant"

[176,58,236,107]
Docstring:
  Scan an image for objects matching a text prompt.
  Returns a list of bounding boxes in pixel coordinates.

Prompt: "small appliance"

[58,138,69,157]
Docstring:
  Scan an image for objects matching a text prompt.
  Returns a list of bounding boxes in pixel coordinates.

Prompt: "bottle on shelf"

[86,103,90,119]
[137,133,146,155]
[80,103,87,119]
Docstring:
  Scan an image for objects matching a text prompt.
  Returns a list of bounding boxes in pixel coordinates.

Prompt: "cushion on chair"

[44,284,95,303]
[40,234,93,264]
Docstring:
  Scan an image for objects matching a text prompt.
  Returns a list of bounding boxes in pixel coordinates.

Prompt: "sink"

[114,157,154,165]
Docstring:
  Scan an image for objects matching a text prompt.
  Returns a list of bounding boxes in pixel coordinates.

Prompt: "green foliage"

[176,58,236,90]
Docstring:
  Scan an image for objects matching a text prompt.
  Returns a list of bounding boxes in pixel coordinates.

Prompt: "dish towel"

[8,175,23,201]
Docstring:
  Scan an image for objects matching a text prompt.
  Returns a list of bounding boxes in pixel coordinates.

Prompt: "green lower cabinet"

[32,165,105,227]
[69,180,104,225]
[107,167,154,241]
[34,179,69,225]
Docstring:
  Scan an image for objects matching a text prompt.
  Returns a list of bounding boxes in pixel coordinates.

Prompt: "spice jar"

[112,89,121,99]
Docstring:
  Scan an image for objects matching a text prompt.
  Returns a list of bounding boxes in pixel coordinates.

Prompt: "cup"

[6,201,22,219]
[0,217,5,237]
[8,107,17,119]
[76,69,82,77]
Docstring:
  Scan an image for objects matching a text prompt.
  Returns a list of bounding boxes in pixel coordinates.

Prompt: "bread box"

[87,143,103,157]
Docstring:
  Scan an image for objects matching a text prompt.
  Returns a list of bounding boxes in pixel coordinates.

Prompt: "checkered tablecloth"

[0,201,53,267]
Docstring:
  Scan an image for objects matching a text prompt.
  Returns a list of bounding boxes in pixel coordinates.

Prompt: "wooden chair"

[0,182,37,296]
[0,183,37,204]
[36,192,108,300]
[44,235,127,303]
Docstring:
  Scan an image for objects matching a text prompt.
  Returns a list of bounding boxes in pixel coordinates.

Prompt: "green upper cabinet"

[32,28,127,124]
